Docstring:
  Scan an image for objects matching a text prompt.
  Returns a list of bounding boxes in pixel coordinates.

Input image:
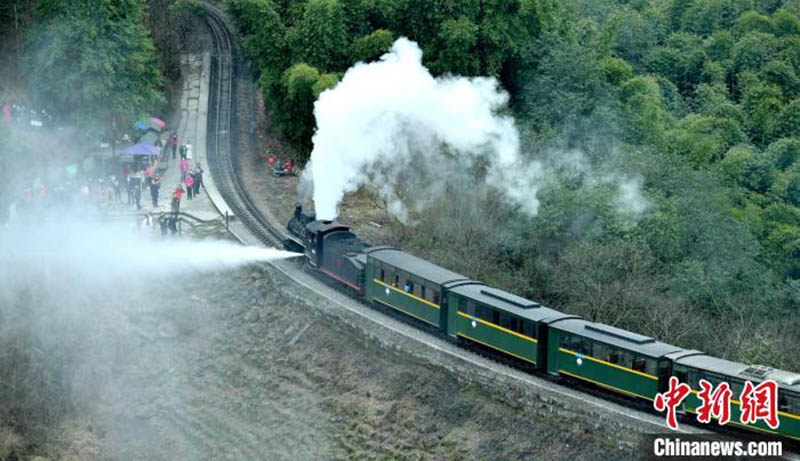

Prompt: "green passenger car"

[447,283,572,368]
[546,319,683,401]
[668,351,800,440]
[364,247,468,329]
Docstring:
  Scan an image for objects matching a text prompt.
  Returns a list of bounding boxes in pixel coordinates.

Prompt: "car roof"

[666,351,800,393]
[449,283,572,323]
[366,248,469,286]
[550,318,684,358]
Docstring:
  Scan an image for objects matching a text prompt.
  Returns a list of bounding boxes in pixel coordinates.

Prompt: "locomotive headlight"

[577,358,583,366]
[385,288,390,295]
[471,320,477,328]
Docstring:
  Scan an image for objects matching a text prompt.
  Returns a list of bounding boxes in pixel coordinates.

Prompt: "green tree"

[773,8,800,36]
[600,56,633,86]
[228,0,288,81]
[433,17,480,76]
[681,0,752,36]
[619,76,672,146]
[289,0,349,72]
[671,114,747,164]
[733,10,774,36]
[719,143,759,180]
[348,28,393,63]
[760,60,800,99]
[765,137,800,170]
[23,0,164,135]
[732,31,779,73]
[774,98,800,139]
[312,72,340,98]
[280,62,322,160]
[644,32,706,96]
[611,8,661,68]
[741,78,783,145]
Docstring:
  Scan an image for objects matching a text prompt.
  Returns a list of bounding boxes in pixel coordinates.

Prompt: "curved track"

[197,4,776,447]
[204,7,284,247]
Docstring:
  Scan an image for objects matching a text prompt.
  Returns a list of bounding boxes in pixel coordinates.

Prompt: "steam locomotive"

[285,204,800,440]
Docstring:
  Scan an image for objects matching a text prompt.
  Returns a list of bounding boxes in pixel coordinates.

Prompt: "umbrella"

[118,143,160,156]
[149,117,166,131]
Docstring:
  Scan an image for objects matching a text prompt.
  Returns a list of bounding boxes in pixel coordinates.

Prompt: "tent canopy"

[119,143,160,156]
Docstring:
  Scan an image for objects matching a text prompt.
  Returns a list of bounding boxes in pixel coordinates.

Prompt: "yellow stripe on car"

[373,279,440,309]
[559,347,658,381]
[456,311,537,343]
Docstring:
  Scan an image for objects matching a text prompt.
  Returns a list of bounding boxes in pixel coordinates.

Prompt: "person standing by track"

[171,183,184,214]
[169,133,178,159]
[192,163,203,196]
[150,173,161,207]
[184,170,195,200]
[179,156,189,181]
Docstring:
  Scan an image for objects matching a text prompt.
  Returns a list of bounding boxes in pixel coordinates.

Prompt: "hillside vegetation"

[229,0,800,370]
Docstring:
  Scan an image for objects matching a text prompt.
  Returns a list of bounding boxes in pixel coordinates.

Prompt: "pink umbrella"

[149,117,166,131]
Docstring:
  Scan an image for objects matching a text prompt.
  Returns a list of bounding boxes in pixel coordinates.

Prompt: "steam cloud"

[302,38,541,222]
[302,37,649,224]
[0,218,300,289]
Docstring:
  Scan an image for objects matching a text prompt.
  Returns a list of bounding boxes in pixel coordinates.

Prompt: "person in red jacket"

[172,184,184,214]
[184,172,195,200]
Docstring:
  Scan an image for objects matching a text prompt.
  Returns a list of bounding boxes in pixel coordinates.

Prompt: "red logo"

[696,379,732,425]
[654,376,691,430]
[740,380,779,429]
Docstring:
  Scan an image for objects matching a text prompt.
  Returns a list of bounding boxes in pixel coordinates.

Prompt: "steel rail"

[203,6,284,247]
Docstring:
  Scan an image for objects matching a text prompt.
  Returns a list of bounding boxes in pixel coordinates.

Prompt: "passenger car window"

[524,321,537,339]
[594,343,612,362]
[499,313,514,330]
[578,338,593,356]
[781,392,800,415]
[645,359,657,376]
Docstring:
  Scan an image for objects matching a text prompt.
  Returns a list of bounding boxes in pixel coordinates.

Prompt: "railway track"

[204,6,284,247]
[195,4,800,451]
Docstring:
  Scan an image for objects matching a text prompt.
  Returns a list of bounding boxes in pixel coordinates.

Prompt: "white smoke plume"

[301,38,649,225]
[302,38,541,221]
[0,218,300,289]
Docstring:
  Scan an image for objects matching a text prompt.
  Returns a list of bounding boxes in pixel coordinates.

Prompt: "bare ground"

[79,262,629,460]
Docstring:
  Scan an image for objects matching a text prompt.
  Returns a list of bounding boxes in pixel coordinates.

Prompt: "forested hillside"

[229,0,800,370]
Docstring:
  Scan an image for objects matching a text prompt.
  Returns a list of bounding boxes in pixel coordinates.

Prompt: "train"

[285,204,800,440]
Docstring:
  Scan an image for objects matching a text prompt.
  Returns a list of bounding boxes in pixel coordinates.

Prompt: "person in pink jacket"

[179,157,189,181]
[184,172,195,200]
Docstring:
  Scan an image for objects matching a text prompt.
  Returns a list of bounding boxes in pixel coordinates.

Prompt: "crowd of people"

[2,101,54,127]
[9,130,205,224]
